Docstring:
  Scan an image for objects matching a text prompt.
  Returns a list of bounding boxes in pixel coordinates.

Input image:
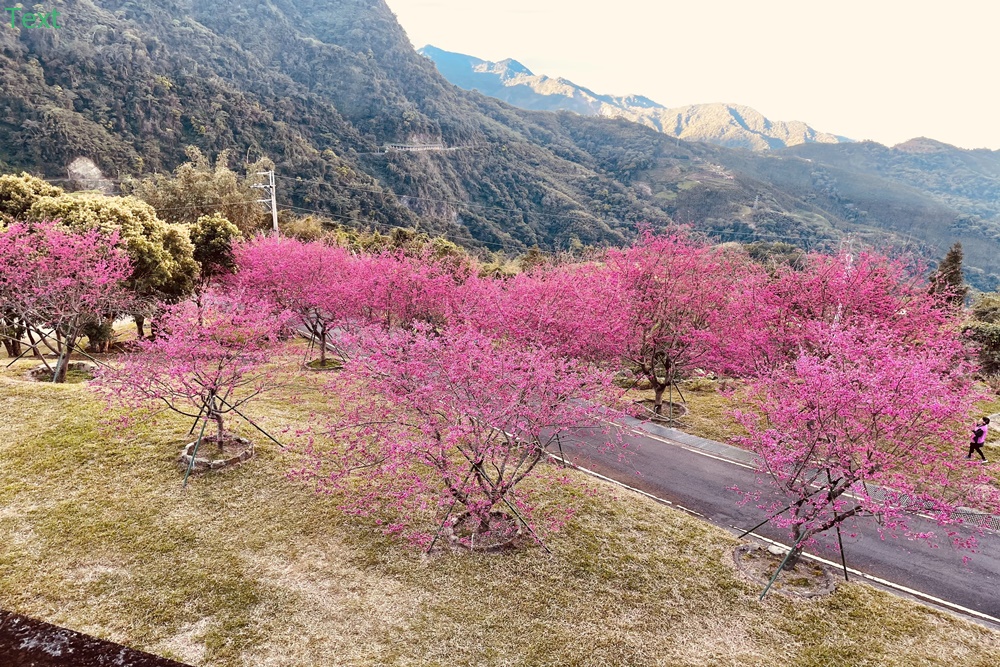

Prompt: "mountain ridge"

[0,1,998,289]
[418,45,852,151]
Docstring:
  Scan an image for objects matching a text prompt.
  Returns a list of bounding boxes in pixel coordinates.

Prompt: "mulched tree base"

[177,435,254,473]
[0,609,191,666]
[732,543,838,598]
[634,399,688,423]
[303,358,344,371]
[25,362,96,383]
[445,511,523,552]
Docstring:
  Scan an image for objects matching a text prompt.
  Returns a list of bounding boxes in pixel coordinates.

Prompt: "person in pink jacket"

[967,416,990,462]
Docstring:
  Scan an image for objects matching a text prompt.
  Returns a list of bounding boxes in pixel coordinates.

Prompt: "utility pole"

[252,170,278,234]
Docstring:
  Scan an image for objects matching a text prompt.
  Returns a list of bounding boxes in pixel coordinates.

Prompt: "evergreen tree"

[929,242,968,307]
[964,292,1000,378]
[0,173,62,223]
[121,147,269,237]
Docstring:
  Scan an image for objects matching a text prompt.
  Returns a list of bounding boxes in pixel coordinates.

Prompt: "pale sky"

[384,0,1000,150]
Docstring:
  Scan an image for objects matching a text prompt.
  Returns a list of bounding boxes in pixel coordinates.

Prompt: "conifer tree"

[929,242,968,307]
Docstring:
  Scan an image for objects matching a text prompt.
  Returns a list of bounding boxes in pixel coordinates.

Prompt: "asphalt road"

[561,417,1000,626]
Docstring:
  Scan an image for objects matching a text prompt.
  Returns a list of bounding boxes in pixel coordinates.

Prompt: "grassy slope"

[1,355,999,666]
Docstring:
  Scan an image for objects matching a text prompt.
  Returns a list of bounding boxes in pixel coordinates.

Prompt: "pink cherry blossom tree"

[94,293,289,445]
[230,236,355,367]
[733,318,1000,567]
[713,250,949,379]
[455,262,622,363]
[352,251,461,332]
[295,324,615,549]
[0,221,133,382]
[601,231,750,415]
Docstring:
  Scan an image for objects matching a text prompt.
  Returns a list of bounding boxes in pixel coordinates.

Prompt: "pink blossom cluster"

[233,233,998,552]
[72,229,1000,554]
[0,221,133,382]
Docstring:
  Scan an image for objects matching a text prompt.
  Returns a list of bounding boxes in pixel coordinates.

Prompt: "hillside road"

[562,417,1000,626]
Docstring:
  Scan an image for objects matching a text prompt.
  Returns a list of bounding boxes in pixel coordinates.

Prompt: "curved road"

[561,416,1000,626]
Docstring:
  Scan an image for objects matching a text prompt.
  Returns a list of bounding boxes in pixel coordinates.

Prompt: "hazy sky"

[384,0,999,150]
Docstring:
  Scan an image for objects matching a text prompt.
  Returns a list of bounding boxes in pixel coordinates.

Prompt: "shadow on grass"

[0,610,191,666]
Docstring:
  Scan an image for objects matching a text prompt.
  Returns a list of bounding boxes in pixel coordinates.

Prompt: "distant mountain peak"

[493,58,532,77]
[421,45,850,151]
[893,137,957,153]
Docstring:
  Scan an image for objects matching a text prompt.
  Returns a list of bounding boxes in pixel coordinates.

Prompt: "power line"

[136,199,264,213]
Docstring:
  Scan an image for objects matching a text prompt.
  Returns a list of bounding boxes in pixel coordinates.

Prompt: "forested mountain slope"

[1,1,997,287]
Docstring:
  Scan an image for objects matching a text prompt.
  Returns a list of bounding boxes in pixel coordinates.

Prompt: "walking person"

[967,416,990,462]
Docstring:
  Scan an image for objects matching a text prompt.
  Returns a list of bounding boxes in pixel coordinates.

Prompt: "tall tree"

[301,324,614,548]
[601,232,747,415]
[189,213,242,295]
[26,192,198,336]
[929,242,968,307]
[122,147,268,236]
[229,236,355,366]
[964,291,1000,379]
[95,293,289,443]
[714,251,954,379]
[733,319,997,567]
[352,251,461,332]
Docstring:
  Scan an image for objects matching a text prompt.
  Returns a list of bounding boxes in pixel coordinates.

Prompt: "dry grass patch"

[625,381,746,444]
[0,352,998,666]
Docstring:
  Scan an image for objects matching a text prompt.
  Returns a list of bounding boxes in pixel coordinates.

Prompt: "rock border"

[634,398,688,422]
[177,435,254,473]
[445,511,523,552]
[25,361,96,382]
[302,359,344,372]
[731,542,837,598]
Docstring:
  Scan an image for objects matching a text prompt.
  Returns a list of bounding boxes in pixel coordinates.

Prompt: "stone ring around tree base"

[178,435,254,472]
[26,361,96,382]
[445,511,523,552]
[731,542,838,598]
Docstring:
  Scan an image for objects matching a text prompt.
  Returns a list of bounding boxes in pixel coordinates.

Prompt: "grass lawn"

[1,352,999,666]
[624,380,746,444]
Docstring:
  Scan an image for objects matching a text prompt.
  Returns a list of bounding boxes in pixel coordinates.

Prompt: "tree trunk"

[784,525,806,570]
[318,328,327,365]
[134,314,145,340]
[1,313,23,358]
[207,391,225,450]
[101,315,114,353]
[53,353,69,383]
[2,336,21,358]
[783,543,804,570]
[652,382,666,415]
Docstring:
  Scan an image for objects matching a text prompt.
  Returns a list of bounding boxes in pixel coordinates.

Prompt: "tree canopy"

[26,192,198,307]
[122,147,268,236]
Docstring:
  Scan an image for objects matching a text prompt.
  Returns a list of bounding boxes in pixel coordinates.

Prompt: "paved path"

[562,417,1000,626]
